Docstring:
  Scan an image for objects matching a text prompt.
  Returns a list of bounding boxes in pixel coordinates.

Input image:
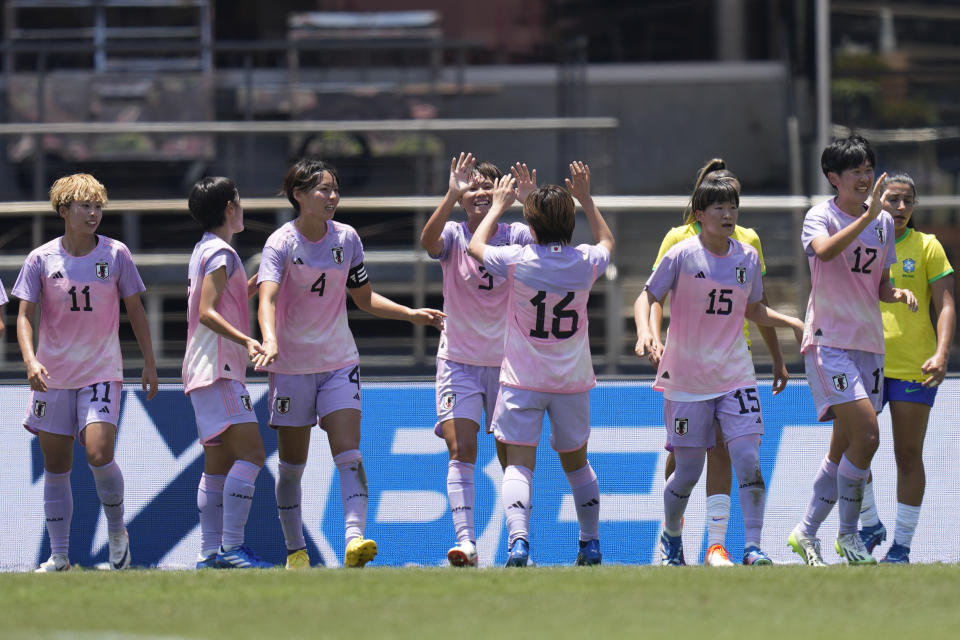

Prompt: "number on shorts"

[871,367,882,394]
[348,365,360,389]
[733,387,760,414]
[89,382,112,404]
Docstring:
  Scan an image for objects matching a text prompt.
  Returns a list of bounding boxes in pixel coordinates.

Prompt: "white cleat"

[447,540,478,567]
[703,544,735,567]
[35,553,71,573]
[108,528,131,570]
[787,526,827,567]
[835,533,878,566]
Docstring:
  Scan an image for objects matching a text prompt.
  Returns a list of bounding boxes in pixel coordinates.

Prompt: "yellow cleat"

[344,537,377,568]
[285,548,310,570]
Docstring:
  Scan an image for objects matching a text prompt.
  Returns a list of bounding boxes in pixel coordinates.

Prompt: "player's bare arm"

[123,292,159,400]
[420,152,476,255]
[810,173,888,262]
[17,299,48,392]
[200,267,265,360]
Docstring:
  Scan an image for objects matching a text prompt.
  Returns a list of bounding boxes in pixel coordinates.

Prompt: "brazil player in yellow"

[635,158,788,566]
[857,173,955,563]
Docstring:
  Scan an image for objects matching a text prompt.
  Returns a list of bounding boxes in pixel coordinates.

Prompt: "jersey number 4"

[311,274,326,296]
[529,291,579,339]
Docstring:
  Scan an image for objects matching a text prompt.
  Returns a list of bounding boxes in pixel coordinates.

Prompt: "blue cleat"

[858,521,887,554]
[881,542,910,564]
[742,545,773,566]
[659,531,685,566]
[216,545,272,569]
[575,539,602,566]
[195,553,219,569]
[505,538,529,567]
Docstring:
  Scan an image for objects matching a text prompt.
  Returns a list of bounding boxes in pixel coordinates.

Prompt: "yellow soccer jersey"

[653,223,766,346]
[882,228,954,381]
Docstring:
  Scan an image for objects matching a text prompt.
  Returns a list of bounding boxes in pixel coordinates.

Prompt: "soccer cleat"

[505,538,529,567]
[881,542,911,564]
[447,540,478,568]
[704,544,735,567]
[858,521,887,554]
[835,533,878,565]
[216,544,272,569]
[108,528,131,570]
[742,545,773,566]
[659,531,685,566]
[285,548,310,570]
[788,526,827,567]
[35,554,71,573]
[195,553,219,569]
[575,539,602,566]
[344,537,377,568]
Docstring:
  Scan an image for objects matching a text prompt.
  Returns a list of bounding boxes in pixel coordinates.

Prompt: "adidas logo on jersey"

[99,406,110,413]
[694,271,706,278]
[51,271,64,279]
[224,364,231,372]
[353,393,360,400]
[814,328,823,336]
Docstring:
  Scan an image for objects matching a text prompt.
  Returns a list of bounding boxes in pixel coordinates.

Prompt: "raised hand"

[511,162,538,203]
[449,152,476,197]
[491,174,517,210]
[864,172,888,222]
[565,161,591,203]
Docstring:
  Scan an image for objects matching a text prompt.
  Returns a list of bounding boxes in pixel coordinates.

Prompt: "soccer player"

[636,175,802,567]
[256,158,445,569]
[184,177,271,569]
[856,173,955,563]
[467,161,611,567]
[787,136,918,566]
[12,173,159,572]
[419,152,534,567]
[637,158,789,566]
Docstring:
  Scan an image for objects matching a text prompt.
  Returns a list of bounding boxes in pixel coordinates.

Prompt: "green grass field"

[3,564,959,639]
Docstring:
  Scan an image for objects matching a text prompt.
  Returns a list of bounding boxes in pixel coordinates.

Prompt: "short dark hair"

[692,177,740,213]
[821,134,876,181]
[188,176,238,230]
[282,159,340,213]
[473,160,503,182]
[523,185,575,245]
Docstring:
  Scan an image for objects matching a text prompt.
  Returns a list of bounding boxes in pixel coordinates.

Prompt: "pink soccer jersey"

[433,220,533,366]
[11,235,145,389]
[483,242,609,393]
[0,277,7,306]
[645,236,763,396]
[257,220,363,374]
[800,198,896,355]
[183,233,251,393]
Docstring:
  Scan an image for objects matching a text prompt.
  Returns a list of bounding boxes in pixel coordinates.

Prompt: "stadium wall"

[1,379,958,571]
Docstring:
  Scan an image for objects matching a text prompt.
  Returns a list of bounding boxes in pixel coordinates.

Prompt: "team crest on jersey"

[332,246,344,264]
[832,374,848,392]
[240,395,253,412]
[876,225,885,244]
[903,258,916,273]
[735,266,747,284]
[276,396,291,414]
[441,393,456,411]
[674,418,689,436]
[33,400,46,418]
[95,261,110,280]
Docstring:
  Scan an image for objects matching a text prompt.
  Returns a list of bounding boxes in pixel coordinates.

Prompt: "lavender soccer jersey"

[433,220,533,366]
[645,236,763,396]
[183,233,250,393]
[483,242,609,393]
[800,198,896,355]
[12,235,145,389]
[0,277,7,306]
[257,220,363,374]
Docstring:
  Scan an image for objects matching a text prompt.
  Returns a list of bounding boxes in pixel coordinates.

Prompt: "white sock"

[859,479,880,527]
[705,493,731,547]
[894,503,921,548]
[333,449,368,543]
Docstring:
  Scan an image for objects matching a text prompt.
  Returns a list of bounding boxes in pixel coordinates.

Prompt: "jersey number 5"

[529,291,579,339]
[477,266,494,291]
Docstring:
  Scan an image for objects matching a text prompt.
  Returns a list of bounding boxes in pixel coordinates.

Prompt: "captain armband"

[346,263,369,288]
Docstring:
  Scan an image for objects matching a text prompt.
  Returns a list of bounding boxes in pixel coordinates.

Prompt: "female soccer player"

[787,136,918,566]
[856,173,955,563]
[467,161,612,567]
[184,177,271,569]
[420,153,534,567]
[256,158,445,569]
[637,158,789,566]
[636,176,802,567]
[12,173,159,572]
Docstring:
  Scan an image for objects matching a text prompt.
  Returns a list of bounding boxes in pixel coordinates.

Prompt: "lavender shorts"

[267,364,362,428]
[189,378,258,446]
[24,381,121,446]
[491,385,590,453]
[664,386,764,449]
[804,345,884,422]
[433,358,501,436]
